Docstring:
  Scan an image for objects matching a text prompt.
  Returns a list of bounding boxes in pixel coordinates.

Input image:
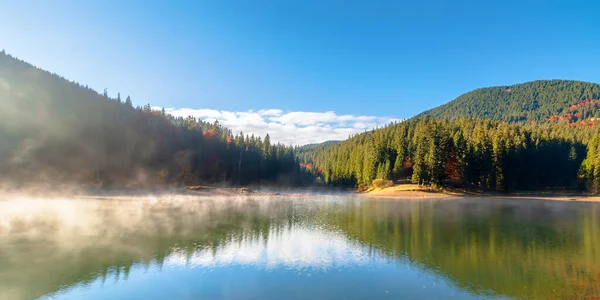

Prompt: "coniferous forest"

[299,83,600,192]
[420,80,600,123]
[0,52,308,187]
[2,50,600,193]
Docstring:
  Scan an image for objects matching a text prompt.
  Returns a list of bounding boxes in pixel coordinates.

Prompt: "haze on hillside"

[0,52,310,188]
[2,50,600,191]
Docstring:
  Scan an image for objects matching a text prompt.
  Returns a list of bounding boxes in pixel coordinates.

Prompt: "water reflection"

[1,195,599,299]
[326,198,600,299]
[165,226,376,270]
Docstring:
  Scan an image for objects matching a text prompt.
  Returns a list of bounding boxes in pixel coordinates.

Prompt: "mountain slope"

[0,51,303,186]
[296,140,340,157]
[299,80,600,192]
[420,80,600,123]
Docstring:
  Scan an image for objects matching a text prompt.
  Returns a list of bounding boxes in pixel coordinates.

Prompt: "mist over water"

[1,194,600,299]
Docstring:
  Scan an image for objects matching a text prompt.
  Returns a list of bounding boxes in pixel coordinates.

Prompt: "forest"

[298,80,600,192]
[0,51,309,187]
[298,117,600,192]
[3,50,600,192]
[420,80,600,123]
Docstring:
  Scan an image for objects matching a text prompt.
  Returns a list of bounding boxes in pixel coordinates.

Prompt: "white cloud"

[257,109,283,116]
[153,106,400,145]
[165,225,386,270]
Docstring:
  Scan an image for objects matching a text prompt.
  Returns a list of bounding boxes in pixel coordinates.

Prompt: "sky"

[1,0,600,144]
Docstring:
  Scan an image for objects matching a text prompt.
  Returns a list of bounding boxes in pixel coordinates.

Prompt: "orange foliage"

[546,99,600,127]
[299,163,313,170]
[299,163,322,174]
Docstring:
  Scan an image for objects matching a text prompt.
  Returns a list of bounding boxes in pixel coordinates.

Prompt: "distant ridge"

[299,140,340,149]
[419,80,600,124]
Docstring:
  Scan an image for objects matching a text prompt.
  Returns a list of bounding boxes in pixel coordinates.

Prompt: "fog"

[0,193,322,300]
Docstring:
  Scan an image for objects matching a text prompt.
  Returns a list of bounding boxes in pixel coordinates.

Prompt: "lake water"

[1,194,599,299]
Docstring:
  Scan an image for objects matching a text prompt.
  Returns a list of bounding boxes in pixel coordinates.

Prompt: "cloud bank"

[154,107,400,145]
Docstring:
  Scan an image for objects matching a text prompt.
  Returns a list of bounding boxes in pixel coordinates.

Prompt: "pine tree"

[263,134,271,160]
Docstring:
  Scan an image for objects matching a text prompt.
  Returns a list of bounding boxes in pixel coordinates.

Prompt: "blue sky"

[1,0,600,144]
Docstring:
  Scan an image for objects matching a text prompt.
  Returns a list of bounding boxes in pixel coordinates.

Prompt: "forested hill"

[300,117,600,192]
[299,79,600,192]
[420,80,600,124]
[296,140,339,154]
[0,51,308,186]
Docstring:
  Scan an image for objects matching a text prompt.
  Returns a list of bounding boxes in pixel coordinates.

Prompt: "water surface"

[1,194,599,299]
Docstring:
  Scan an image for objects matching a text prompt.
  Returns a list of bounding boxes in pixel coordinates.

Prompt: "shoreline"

[362,184,600,202]
[1,184,599,203]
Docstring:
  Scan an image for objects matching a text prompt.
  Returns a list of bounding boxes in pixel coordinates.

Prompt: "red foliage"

[547,99,600,127]
[299,163,322,174]
[445,152,461,181]
[569,99,600,111]
[299,163,313,171]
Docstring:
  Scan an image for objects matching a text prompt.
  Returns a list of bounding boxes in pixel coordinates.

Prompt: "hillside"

[302,117,600,191]
[298,140,340,150]
[420,80,600,124]
[296,140,339,159]
[0,51,305,186]
[299,80,600,192]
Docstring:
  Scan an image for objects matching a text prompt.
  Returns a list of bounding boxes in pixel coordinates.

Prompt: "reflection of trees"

[3,197,600,300]
[0,198,302,300]
[322,199,600,299]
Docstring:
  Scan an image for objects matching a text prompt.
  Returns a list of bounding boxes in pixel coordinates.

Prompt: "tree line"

[0,51,309,187]
[299,117,600,192]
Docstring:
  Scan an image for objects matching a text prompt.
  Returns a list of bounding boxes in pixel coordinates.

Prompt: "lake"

[1,194,599,299]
